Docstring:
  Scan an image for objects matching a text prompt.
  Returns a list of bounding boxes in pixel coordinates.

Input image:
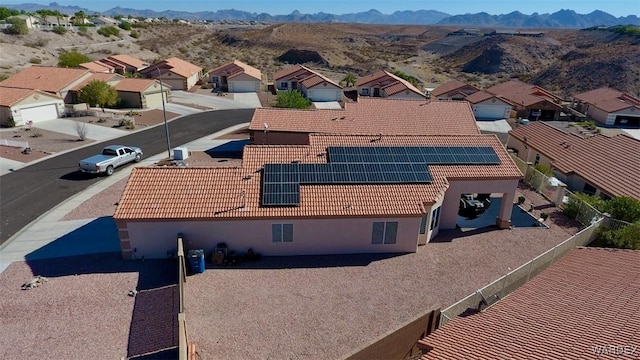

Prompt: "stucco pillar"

[496,191,516,229]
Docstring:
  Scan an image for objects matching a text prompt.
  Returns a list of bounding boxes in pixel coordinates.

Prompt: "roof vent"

[242,174,252,180]
[291,159,300,163]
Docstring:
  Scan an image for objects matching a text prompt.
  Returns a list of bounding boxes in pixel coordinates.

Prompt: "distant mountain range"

[4,2,640,28]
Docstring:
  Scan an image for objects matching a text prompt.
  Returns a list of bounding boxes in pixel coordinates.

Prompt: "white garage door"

[474,105,507,120]
[231,81,256,93]
[20,104,58,123]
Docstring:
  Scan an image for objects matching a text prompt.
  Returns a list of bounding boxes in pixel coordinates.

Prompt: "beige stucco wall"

[439,179,519,230]
[61,72,93,103]
[506,136,553,168]
[7,93,65,125]
[587,105,639,125]
[119,216,422,259]
[162,76,186,90]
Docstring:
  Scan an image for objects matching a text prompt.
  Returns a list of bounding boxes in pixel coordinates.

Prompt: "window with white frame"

[430,206,441,231]
[272,223,293,243]
[371,221,398,244]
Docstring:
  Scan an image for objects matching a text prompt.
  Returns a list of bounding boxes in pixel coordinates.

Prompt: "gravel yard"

[0,253,177,360]
[0,127,95,160]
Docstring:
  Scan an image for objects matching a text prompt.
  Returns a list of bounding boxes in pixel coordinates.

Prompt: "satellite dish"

[264,122,269,129]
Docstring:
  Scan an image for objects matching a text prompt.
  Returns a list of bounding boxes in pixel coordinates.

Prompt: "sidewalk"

[0,122,250,274]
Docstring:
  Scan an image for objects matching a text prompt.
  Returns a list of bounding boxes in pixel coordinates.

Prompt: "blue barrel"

[188,249,205,274]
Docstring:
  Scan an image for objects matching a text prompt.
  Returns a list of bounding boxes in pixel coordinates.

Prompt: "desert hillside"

[1,22,639,97]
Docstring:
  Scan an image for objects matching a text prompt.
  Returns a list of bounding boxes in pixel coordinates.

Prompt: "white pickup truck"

[79,145,143,176]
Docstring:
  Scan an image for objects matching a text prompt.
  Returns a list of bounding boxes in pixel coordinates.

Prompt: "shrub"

[3,17,28,35]
[274,90,311,109]
[75,121,88,140]
[58,50,91,67]
[30,129,43,137]
[51,26,67,35]
[29,57,42,64]
[534,163,553,177]
[26,38,48,47]
[97,26,120,37]
[130,30,140,38]
[118,21,131,30]
[119,118,135,129]
[2,116,15,128]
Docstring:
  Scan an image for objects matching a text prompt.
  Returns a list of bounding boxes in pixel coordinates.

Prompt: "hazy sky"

[4,0,637,17]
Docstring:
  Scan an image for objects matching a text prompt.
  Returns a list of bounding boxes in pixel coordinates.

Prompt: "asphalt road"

[0,108,255,245]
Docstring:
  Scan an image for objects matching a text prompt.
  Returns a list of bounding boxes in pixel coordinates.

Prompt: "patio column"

[496,190,516,229]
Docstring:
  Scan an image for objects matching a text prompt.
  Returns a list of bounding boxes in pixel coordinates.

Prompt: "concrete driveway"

[233,93,262,108]
[162,103,202,116]
[476,119,512,133]
[313,101,342,109]
[171,91,259,110]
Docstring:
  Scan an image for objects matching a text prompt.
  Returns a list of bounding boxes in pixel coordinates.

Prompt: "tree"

[605,196,640,223]
[0,7,20,20]
[4,17,29,35]
[119,21,131,30]
[342,73,357,87]
[73,10,85,25]
[52,10,63,26]
[58,50,91,67]
[78,80,118,111]
[274,90,311,109]
[393,70,420,87]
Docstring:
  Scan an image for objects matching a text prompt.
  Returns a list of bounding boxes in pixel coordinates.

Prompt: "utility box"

[173,147,189,160]
[188,249,205,274]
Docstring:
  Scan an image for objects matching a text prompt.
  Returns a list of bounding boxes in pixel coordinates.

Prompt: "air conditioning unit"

[173,147,189,160]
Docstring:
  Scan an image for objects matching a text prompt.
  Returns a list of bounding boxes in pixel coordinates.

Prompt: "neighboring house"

[90,16,118,25]
[486,80,563,121]
[141,57,203,90]
[430,80,479,101]
[100,54,149,75]
[0,65,92,103]
[113,133,521,259]
[507,121,640,200]
[249,98,480,145]
[36,15,72,27]
[357,70,426,100]
[465,91,514,120]
[572,87,640,126]
[209,60,262,93]
[13,15,37,29]
[78,61,115,73]
[114,78,171,109]
[0,87,65,125]
[68,73,124,104]
[418,247,640,359]
[273,65,343,102]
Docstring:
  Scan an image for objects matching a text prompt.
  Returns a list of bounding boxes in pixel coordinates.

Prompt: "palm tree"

[74,10,85,25]
[342,73,357,88]
[53,10,63,26]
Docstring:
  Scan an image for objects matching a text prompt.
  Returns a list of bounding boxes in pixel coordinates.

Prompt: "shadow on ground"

[202,252,407,270]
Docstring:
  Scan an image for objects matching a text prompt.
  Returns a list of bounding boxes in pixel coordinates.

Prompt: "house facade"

[486,80,563,121]
[466,91,513,120]
[114,78,171,108]
[431,80,480,101]
[357,71,425,100]
[209,60,262,93]
[114,134,522,259]
[0,65,92,103]
[0,87,65,125]
[273,65,343,102]
[507,122,640,200]
[100,54,149,75]
[572,87,640,126]
[142,57,203,90]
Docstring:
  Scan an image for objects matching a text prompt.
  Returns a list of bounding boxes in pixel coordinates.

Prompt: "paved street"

[170,91,260,110]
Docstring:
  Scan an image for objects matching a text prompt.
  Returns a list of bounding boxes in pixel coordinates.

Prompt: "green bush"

[534,163,553,177]
[2,116,16,128]
[51,26,67,35]
[274,90,311,109]
[119,21,131,30]
[58,50,91,67]
[3,17,28,35]
[97,26,120,37]
[130,30,140,38]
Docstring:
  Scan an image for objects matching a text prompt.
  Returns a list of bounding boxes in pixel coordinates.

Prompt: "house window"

[372,222,398,244]
[583,183,597,195]
[272,223,293,243]
[361,88,369,96]
[430,206,441,231]
[534,154,540,166]
[419,213,428,234]
[280,82,288,89]
[373,88,380,97]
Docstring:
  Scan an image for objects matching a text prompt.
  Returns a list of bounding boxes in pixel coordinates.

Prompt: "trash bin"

[188,249,205,274]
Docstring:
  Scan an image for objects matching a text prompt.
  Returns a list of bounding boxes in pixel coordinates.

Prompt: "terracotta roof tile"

[573,87,640,113]
[114,134,521,221]
[273,64,306,82]
[78,61,114,73]
[419,247,640,360]
[357,70,424,98]
[465,90,513,105]
[161,57,202,79]
[0,66,89,93]
[249,98,480,135]
[107,54,149,70]
[209,60,262,81]
[431,80,479,97]
[70,73,123,91]
[114,78,168,92]
[0,87,61,107]
[509,122,640,199]
[486,80,563,108]
[300,72,341,89]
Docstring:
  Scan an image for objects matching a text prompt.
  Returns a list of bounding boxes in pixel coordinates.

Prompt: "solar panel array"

[262,146,501,206]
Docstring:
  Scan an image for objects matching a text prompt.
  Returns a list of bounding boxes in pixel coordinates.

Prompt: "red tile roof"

[209,60,262,81]
[274,65,341,89]
[78,61,114,73]
[106,54,148,70]
[0,66,90,93]
[573,87,640,113]
[486,80,563,108]
[161,57,202,79]
[431,80,479,97]
[114,78,168,92]
[114,134,521,221]
[0,87,62,107]
[357,70,424,98]
[418,247,640,360]
[509,122,640,199]
[70,73,122,91]
[465,91,513,105]
[249,98,480,136]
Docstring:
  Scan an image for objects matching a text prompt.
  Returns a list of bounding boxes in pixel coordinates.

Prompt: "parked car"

[459,194,486,218]
[79,145,143,176]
